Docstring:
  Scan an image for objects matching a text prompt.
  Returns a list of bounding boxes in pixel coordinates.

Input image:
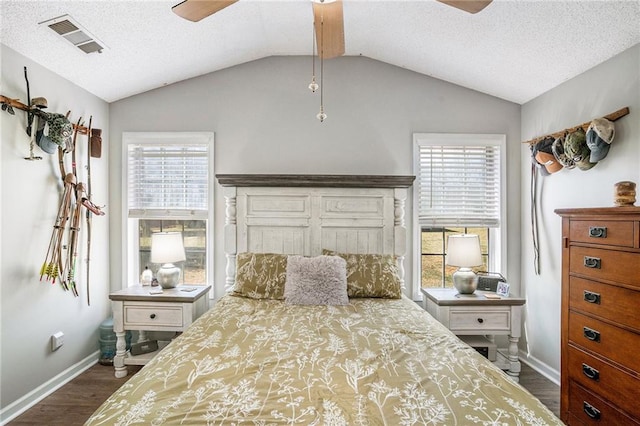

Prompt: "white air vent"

[39,14,107,54]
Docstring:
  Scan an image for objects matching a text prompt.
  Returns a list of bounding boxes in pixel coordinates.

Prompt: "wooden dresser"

[555,207,640,425]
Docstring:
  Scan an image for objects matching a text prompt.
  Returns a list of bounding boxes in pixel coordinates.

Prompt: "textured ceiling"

[1,0,639,104]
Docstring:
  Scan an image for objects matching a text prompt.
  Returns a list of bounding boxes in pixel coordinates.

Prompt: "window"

[413,133,506,295]
[123,132,214,288]
[421,227,490,288]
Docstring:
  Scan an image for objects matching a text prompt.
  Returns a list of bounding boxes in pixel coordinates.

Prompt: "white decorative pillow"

[285,255,348,305]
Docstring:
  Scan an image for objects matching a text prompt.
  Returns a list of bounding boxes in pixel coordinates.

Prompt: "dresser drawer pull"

[583,291,601,304]
[583,326,601,342]
[583,256,601,269]
[150,313,156,319]
[477,318,484,324]
[588,227,607,238]
[582,363,600,381]
[583,401,601,420]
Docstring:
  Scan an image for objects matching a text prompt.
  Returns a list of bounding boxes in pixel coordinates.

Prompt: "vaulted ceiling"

[2,0,639,104]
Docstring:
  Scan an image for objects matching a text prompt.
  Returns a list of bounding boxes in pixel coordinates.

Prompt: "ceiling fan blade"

[313,0,345,59]
[172,0,239,22]
[436,0,492,14]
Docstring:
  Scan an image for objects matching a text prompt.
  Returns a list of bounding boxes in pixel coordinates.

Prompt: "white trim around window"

[412,133,507,299]
[121,132,215,293]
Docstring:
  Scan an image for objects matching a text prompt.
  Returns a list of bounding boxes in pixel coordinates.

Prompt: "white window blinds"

[416,138,501,228]
[128,143,209,218]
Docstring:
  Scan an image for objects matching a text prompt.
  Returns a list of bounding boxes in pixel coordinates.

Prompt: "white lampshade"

[446,234,483,295]
[151,232,186,289]
[446,234,482,268]
[150,232,186,264]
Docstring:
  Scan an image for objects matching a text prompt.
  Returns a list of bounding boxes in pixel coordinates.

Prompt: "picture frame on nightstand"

[496,281,510,297]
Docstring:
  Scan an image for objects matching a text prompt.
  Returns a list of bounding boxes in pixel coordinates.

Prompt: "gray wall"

[520,44,640,380]
[1,52,526,416]
[109,56,523,304]
[1,45,110,414]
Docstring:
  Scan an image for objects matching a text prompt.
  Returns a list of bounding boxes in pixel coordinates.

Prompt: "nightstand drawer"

[421,288,524,381]
[124,305,184,328]
[110,285,211,377]
[449,309,510,332]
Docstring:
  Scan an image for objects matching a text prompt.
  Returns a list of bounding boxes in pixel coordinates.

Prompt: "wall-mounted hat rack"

[0,94,92,135]
[522,106,630,146]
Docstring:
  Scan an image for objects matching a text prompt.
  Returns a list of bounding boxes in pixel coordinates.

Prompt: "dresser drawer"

[569,246,640,289]
[569,220,636,247]
[124,304,184,328]
[449,309,510,332]
[569,276,640,331]
[568,381,640,425]
[568,345,640,419]
[568,311,640,373]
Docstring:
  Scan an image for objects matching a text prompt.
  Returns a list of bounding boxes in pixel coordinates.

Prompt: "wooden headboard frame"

[216,175,415,293]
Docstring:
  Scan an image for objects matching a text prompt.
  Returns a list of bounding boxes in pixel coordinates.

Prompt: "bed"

[85,175,561,425]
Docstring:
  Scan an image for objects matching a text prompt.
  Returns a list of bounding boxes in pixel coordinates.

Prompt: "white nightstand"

[109,285,211,378]
[421,287,526,381]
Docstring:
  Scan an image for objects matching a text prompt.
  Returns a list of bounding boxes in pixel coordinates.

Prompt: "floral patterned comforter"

[86,295,562,425]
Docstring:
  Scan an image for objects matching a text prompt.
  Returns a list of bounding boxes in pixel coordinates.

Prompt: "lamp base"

[453,267,478,294]
[157,263,180,289]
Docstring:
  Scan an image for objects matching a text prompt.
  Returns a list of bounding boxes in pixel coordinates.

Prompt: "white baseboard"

[0,351,99,425]
[519,349,560,386]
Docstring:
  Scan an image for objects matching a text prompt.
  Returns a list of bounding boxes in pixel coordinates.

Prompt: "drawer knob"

[583,401,601,420]
[582,363,600,381]
[583,326,601,343]
[150,313,156,319]
[583,291,601,305]
[477,318,484,324]
[583,256,601,269]
[588,227,607,238]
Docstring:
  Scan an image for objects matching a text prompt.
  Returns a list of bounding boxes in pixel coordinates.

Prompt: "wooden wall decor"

[0,94,92,135]
[522,107,630,146]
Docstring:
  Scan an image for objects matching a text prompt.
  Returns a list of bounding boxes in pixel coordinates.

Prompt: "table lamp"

[446,234,482,294]
[150,232,186,289]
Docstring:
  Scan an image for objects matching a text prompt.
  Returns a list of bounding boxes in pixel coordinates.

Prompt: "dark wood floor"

[519,362,561,419]
[8,362,560,425]
[7,364,142,426]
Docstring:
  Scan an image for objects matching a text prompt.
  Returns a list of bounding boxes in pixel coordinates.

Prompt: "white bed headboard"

[216,175,415,292]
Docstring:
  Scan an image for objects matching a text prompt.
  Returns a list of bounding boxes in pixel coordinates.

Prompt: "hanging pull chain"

[309,21,318,93]
[317,14,327,122]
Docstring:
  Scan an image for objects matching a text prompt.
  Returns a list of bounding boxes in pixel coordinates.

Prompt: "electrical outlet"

[51,331,64,351]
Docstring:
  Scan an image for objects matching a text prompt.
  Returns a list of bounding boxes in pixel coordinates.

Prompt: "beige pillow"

[231,252,288,299]
[285,255,348,305]
[322,250,402,298]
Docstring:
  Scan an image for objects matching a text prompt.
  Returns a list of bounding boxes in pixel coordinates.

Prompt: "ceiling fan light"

[317,107,327,122]
[308,77,319,93]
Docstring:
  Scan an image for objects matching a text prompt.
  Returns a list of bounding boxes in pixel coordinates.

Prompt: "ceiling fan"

[171,0,492,59]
